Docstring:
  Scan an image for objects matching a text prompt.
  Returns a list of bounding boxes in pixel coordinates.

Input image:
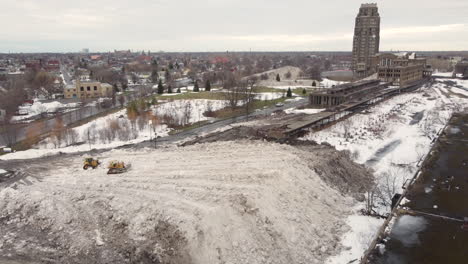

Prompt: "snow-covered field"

[305,77,468,263]
[254,92,284,100]
[0,141,360,264]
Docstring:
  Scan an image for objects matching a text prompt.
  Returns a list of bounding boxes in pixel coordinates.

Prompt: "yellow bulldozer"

[83,158,100,170]
[107,161,130,174]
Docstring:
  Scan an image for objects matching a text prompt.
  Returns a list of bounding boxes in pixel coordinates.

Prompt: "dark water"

[370,113,468,264]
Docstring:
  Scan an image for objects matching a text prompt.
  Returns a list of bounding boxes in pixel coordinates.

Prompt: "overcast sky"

[1,0,467,52]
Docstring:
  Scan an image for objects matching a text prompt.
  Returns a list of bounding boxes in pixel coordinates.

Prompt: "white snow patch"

[326,210,384,264]
[285,108,325,115]
[12,101,79,121]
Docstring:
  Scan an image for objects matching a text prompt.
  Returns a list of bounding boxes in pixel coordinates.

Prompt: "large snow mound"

[0,140,358,264]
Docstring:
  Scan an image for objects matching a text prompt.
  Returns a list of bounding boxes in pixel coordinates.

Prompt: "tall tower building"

[352,3,380,78]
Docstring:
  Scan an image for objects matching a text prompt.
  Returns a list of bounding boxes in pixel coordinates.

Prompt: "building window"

[87,86,91,91]
[94,86,97,91]
[80,87,84,91]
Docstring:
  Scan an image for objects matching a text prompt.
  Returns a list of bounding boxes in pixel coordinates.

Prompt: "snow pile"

[12,101,79,121]
[0,140,359,263]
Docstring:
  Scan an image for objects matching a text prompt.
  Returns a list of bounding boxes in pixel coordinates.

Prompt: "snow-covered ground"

[321,78,347,88]
[431,71,465,78]
[152,99,227,124]
[1,100,228,160]
[432,71,454,77]
[254,92,284,101]
[285,108,325,115]
[306,78,468,263]
[326,206,384,264]
[266,78,347,90]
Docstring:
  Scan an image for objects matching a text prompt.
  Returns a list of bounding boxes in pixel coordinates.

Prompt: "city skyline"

[1,0,467,52]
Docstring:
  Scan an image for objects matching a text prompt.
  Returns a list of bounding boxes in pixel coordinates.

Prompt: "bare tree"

[63,127,79,146]
[33,71,55,92]
[245,76,258,118]
[0,86,27,146]
[51,116,66,148]
[24,121,46,147]
[118,95,125,107]
[376,167,405,208]
[223,74,247,110]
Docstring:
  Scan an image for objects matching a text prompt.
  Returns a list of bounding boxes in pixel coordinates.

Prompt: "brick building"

[374,53,431,87]
[64,81,113,99]
[309,80,388,107]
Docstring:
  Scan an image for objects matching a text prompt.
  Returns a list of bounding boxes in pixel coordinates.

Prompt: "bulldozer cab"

[108,161,125,169]
[83,158,100,170]
[107,161,129,174]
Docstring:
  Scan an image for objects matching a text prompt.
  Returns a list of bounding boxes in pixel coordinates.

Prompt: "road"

[60,64,73,85]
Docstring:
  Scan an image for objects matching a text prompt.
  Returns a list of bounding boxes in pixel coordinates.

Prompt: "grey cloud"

[0,0,467,52]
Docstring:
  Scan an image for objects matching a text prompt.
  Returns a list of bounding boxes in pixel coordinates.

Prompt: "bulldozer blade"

[107,168,128,175]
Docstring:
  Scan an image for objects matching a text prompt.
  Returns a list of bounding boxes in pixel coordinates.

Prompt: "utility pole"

[148,120,153,143]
